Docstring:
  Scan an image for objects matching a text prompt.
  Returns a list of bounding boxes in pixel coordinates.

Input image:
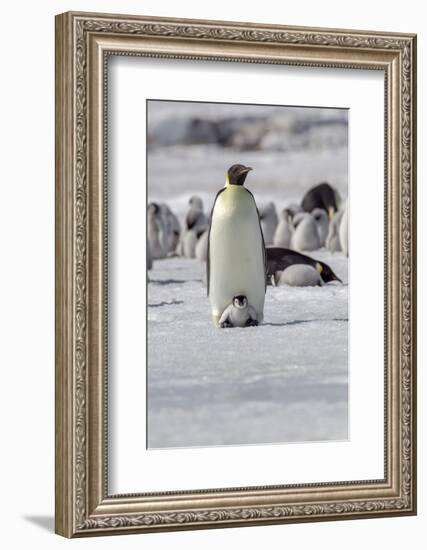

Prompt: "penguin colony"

[148,172,347,328]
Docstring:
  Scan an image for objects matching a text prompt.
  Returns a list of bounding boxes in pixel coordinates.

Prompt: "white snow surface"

[147,251,348,449]
[147,101,348,449]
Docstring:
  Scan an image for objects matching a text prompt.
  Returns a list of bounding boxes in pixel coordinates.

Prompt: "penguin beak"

[239,166,253,175]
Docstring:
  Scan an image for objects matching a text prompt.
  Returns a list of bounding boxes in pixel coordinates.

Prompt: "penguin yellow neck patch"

[316,262,323,273]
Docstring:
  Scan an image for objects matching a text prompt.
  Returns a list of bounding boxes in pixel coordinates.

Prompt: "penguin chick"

[291,213,321,251]
[286,203,304,218]
[326,209,344,252]
[273,208,294,248]
[159,203,181,254]
[181,229,198,259]
[259,202,278,245]
[292,211,309,227]
[195,227,209,262]
[271,264,322,287]
[186,196,208,231]
[218,295,259,328]
[147,203,167,259]
[311,207,329,247]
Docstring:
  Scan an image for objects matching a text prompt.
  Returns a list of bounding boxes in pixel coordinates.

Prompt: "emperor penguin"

[291,212,321,252]
[147,203,167,259]
[326,209,344,252]
[181,229,198,258]
[301,182,340,219]
[207,164,266,328]
[195,227,209,262]
[312,207,329,247]
[178,196,209,258]
[273,208,294,248]
[266,247,342,285]
[259,202,278,245]
[286,203,304,219]
[185,196,209,231]
[159,203,181,254]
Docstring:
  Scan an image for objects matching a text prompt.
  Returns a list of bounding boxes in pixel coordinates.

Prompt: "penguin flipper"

[218,304,233,327]
[246,188,268,291]
[206,188,226,297]
[248,304,259,322]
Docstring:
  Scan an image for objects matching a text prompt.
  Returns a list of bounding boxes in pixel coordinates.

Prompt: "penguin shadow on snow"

[149,278,202,285]
[148,300,184,308]
[262,318,348,328]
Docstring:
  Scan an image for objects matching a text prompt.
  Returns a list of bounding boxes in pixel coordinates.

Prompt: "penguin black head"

[227,164,252,186]
[316,261,342,284]
[233,295,248,309]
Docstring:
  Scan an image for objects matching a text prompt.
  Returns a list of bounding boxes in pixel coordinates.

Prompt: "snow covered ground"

[147,101,348,449]
[147,250,348,449]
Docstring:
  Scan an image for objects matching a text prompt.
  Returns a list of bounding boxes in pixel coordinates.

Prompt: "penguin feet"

[245,318,259,327]
[219,319,233,329]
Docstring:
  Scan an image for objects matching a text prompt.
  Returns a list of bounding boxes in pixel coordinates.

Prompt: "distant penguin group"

[147,174,348,328]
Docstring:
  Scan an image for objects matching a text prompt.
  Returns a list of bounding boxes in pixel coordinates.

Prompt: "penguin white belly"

[209,186,265,326]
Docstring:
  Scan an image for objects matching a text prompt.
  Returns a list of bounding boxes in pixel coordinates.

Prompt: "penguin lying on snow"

[207,164,266,328]
[271,264,322,287]
[266,247,342,284]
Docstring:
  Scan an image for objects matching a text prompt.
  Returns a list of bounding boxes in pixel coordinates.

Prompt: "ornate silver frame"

[55,11,417,537]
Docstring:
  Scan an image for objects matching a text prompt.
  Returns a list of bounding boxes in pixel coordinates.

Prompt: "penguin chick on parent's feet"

[218,295,259,328]
[207,164,266,328]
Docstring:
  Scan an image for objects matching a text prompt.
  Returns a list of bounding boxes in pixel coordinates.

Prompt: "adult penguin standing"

[207,164,266,328]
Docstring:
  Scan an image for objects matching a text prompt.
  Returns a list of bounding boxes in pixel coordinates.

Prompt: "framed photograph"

[55,11,417,537]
